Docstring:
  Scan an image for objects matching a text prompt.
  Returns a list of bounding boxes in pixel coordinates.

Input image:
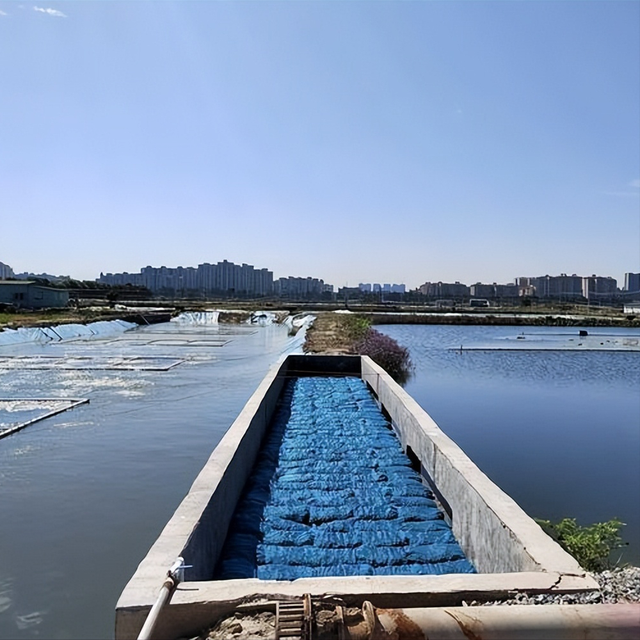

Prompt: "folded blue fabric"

[214,377,475,581]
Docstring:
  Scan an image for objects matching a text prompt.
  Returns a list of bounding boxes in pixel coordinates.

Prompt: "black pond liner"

[214,377,475,580]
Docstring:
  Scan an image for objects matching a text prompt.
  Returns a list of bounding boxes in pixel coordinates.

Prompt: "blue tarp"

[214,376,475,580]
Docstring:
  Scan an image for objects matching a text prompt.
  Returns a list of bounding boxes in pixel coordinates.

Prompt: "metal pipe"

[136,558,184,640]
[340,601,640,640]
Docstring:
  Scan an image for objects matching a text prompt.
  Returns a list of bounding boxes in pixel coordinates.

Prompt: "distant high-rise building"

[337,286,361,298]
[470,283,495,298]
[582,275,617,300]
[531,274,583,299]
[99,260,274,296]
[494,283,519,298]
[274,276,325,299]
[470,283,518,299]
[624,272,640,292]
[419,281,469,298]
[360,282,405,295]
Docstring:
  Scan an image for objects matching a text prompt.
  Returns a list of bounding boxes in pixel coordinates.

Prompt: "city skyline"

[1,1,638,288]
[6,255,636,296]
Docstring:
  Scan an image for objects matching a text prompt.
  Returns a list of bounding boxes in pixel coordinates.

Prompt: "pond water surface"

[0,320,638,640]
[378,324,640,567]
[0,319,302,640]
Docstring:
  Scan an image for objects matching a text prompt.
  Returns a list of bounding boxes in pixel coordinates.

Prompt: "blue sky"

[1,1,638,288]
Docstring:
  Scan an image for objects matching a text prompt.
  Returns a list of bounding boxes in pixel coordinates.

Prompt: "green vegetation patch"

[536,517,628,571]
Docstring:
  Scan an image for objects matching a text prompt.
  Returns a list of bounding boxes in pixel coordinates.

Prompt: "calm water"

[1,321,638,639]
[378,324,640,567]
[0,320,303,640]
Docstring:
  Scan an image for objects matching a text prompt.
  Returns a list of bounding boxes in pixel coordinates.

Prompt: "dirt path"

[303,313,356,354]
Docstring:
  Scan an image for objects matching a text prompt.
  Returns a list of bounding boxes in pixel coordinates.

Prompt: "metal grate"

[275,594,312,640]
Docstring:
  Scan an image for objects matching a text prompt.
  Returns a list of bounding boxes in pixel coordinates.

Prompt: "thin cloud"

[0,10,8,16]
[33,7,67,18]
[601,191,640,198]
[600,179,640,197]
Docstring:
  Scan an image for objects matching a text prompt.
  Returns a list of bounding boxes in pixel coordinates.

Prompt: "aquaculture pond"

[2,318,638,640]
[0,316,305,640]
[377,323,640,566]
[215,376,474,580]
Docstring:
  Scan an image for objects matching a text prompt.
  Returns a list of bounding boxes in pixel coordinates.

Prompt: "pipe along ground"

[136,558,185,640]
[338,601,640,640]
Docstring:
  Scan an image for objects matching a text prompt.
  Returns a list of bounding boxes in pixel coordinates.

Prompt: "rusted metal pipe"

[340,601,640,640]
[136,558,185,640]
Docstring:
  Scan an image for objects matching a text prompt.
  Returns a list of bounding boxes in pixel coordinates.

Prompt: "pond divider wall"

[115,355,597,640]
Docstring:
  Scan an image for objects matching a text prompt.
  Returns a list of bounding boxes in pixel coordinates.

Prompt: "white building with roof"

[0,261,14,279]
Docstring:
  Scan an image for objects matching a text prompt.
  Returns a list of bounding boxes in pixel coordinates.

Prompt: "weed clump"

[536,517,628,571]
[340,315,413,383]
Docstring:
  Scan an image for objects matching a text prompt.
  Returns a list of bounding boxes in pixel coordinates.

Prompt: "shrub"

[535,517,627,571]
[354,328,414,384]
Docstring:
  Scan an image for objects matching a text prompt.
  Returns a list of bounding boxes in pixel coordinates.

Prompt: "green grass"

[0,309,98,330]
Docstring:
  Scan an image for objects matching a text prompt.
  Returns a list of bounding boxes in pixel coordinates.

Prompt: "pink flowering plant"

[354,327,414,384]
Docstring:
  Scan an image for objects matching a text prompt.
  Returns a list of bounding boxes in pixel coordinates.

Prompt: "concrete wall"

[285,353,361,377]
[179,355,360,580]
[360,356,583,575]
[116,355,597,640]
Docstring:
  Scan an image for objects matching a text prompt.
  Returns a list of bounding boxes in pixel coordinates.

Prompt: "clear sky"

[1,0,638,289]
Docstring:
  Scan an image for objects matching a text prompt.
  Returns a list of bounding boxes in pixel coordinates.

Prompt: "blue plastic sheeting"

[214,377,475,580]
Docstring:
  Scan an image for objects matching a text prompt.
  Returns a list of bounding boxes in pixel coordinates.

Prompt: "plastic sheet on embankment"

[214,377,475,580]
[0,319,137,346]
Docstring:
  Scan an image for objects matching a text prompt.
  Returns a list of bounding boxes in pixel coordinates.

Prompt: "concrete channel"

[116,354,603,639]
